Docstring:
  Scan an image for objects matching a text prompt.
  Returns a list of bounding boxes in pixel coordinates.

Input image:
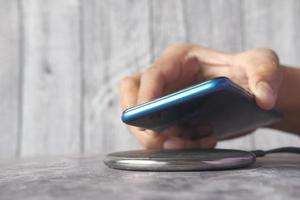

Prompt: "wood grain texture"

[0,0,299,157]
[184,0,243,52]
[0,0,20,158]
[83,0,151,154]
[243,0,300,149]
[21,0,81,156]
[150,0,187,58]
[0,154,300,199]
[183,0,254,150]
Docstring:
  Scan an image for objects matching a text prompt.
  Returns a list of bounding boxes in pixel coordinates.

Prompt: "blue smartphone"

[122,77,282,139]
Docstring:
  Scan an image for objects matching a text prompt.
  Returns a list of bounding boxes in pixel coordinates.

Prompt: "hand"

[118,43,283,150]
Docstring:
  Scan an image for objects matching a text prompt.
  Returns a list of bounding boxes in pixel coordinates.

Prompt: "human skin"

[118,43,300,150]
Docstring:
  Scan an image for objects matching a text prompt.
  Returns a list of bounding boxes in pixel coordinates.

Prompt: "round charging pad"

[104,149,256,171]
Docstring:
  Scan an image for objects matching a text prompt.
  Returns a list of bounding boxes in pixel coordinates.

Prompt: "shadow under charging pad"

[104,149,256,171]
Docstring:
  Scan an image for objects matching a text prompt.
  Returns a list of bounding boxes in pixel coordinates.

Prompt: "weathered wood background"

[0,0,299,158]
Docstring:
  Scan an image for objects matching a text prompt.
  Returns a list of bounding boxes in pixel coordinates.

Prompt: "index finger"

[118,73,141,110]
[137,44,233,105]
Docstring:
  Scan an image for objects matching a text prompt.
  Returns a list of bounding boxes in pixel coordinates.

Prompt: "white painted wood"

[83,0,151,153]
[184,0,244,52]
[243,0,300,66]
[21,0,81,156]
[0,0,20,158]
[0,0,299,157]
[243,0,300,149]
[253,128,300,150]
[184,0,254,150]
[151,0,187,58]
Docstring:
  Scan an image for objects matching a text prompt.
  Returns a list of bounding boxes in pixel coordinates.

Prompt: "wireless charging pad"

[104,149,256,171]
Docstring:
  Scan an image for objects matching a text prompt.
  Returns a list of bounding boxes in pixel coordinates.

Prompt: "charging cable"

[251,146,300,157]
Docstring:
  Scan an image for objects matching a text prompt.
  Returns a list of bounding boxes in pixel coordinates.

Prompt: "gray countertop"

[0,153,299,200]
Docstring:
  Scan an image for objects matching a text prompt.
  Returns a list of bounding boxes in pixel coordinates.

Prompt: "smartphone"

[121,77,282,139]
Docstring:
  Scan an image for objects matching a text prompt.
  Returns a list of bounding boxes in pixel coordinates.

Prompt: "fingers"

[185,45,235,84]
[119,74,166,149]
[136,44,193,104]
[118,74,141,110]
[185,45,233,67]
[137,44,189,104]
[129,127,166,149]
[137,67,166,104]
[253,80,277,110]
[137,44,234,105]
[162,125,217,149]
[235,48,282,110]
[163,135,217,149]
[128,125,217,150]
[249,50,282,110]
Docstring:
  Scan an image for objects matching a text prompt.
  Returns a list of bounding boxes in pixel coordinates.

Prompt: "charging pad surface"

[104,149,256,171]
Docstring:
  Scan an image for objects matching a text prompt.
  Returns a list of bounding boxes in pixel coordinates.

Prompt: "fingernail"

[163,138,184,149]
[255,81,275,109]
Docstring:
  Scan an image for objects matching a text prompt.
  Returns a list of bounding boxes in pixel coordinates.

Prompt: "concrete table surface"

[0,153,299,200]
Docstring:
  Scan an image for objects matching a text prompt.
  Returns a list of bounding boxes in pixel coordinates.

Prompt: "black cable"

[251,146,300,157]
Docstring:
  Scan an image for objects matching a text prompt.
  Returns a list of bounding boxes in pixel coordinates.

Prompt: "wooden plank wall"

[0,0,299,158]
[0,0,20,158]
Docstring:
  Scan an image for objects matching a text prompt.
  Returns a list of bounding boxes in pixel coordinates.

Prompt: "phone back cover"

[122,78,282,140]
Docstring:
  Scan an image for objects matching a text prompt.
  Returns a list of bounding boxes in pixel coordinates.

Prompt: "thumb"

[248,64,282,110]
[254,80,276,110]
